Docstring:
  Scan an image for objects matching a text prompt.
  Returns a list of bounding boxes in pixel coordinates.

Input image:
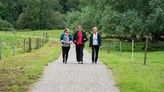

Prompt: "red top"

[77,31,83,45]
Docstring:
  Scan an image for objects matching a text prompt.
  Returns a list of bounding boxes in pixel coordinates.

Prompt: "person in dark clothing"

[60,28,73,63]
[73,25,88,64]
[89,27,102,64]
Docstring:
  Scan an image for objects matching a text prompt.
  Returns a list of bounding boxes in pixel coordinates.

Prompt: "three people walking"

[60,26,102,64]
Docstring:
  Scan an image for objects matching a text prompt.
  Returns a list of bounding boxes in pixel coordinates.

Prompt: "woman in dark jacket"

[60,28,72,63]
[89,27,102,64]
[73,25,88,64]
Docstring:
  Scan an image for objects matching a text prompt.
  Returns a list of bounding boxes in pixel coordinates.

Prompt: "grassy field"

[0,30,62,91]
[0,30,163,92]
[86,39,164,92]
[0,30,63,59]
[0,40,61,92]
[0,30,63,38]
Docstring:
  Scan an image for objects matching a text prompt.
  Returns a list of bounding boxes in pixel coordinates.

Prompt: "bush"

[0,18,14,31]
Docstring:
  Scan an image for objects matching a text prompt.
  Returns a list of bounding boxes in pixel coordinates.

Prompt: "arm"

[69,34,73,44]
[99,34,102,46]
[73,32,77,44]
[83,32,88,42]
[89,35,92,47]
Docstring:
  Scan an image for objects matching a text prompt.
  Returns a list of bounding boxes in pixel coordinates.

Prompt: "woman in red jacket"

[73,25,88,64]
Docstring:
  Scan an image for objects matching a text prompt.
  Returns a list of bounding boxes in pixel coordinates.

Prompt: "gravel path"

[29,47,120,92]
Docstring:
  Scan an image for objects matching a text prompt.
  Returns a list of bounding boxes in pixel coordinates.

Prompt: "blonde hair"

[93,27,98,30]
[64,28,69,32]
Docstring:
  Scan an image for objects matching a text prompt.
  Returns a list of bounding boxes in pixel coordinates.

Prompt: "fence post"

[29,37,32,52]
[120,40,122,57]
[36,38,39,49]
[43,33,45,44]
[132,39,134,63]
[12,39,15,56]
[107,41,110,53]
[0,38,2,60]
[144,39,148,65]
[114,39,116,54]
[23,39,26,53]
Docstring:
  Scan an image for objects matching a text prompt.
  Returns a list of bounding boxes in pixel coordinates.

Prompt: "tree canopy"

[0,0,164,41]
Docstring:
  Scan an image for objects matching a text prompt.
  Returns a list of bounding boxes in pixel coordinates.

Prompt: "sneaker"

[80,61,83,64]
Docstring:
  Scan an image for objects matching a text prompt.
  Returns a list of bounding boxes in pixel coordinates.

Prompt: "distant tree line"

[0,0,164,41]
[65,0,164,41]
[0,0,80,30]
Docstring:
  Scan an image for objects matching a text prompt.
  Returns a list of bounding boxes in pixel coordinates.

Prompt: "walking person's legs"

[95,45,100,63]
[76,45,80,62]
[62,47,66,63]
[92,46,95,63]
[65,47,70,63]
[79,45,84,64]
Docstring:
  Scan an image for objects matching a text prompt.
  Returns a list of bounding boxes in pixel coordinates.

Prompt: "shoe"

[80,61,83,64]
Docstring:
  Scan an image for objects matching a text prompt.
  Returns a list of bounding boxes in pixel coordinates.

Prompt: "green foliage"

[0,0,67,30]
[65,0,164,41]
[0,18,14,31]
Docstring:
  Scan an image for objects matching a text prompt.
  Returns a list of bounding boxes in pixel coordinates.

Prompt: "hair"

[93,27,98,30]
[76,25,83,31]
[64,28,69,32]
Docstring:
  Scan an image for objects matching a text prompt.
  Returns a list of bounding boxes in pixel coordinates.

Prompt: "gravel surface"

[29,47,120,92]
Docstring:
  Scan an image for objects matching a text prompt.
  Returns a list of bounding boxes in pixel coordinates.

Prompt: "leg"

[65,47,70,63]
[95,45,100,63]
[80,45,84,63]
[62,47,66,63]
[91,46,95,63]
[76,45,80,62]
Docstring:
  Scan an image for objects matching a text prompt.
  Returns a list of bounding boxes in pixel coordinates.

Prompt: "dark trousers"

[76,45,84,62]
[92,45,100,63]
[62,46,70,63]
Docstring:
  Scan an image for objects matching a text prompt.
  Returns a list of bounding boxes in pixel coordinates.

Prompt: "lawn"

[0,30,63,39]
[0,40,61,92]
[0,30,62,92]
[86,39,164,92]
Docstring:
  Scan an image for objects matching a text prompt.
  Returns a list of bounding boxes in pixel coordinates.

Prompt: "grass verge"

[0,40,61,92]
[86,40,164,92]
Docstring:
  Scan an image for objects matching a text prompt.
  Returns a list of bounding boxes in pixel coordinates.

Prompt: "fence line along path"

[29,46,120,92]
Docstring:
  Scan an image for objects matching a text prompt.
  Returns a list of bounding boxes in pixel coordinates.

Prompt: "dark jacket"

[60,33,72,41]
[60,33,73,47]
[89,33,102,47]
[73,31,88,45]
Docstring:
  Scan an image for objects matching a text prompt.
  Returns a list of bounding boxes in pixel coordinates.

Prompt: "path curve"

[29,47,120,92]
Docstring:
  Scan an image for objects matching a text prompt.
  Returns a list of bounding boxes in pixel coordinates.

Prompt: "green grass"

[0,30,63,58]
[86,39,164,92]
[99,51,164,92]
[0,30,63,38]
[0,40,61,92]
[0,35,46,58]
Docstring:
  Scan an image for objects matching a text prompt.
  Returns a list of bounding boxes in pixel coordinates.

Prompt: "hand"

[84,38,87,41]
[100,46,102,48]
